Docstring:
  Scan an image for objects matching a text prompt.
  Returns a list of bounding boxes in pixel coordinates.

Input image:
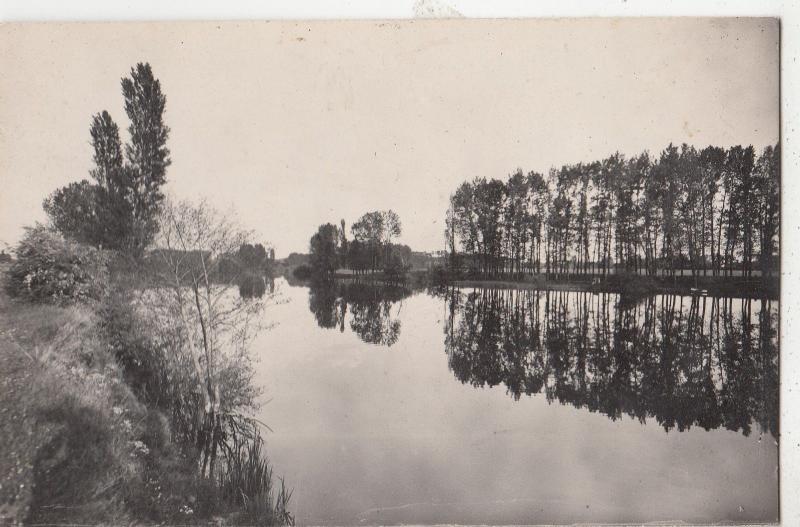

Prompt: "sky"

[0,18,779,256]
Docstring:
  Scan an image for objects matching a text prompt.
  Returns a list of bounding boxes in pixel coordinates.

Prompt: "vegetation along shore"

[0,64,292,525]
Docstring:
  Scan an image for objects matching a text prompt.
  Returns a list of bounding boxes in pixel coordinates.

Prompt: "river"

[251,278,779,525]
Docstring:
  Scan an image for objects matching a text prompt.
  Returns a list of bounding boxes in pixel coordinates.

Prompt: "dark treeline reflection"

[308,280,412,346]
[441,287,778,438]
[238,274,275,298]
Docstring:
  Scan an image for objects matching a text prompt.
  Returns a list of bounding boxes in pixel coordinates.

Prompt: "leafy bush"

[6,225,109,305]
[95,287,293,525]
[3,223,294,525]
[97,291,173,410]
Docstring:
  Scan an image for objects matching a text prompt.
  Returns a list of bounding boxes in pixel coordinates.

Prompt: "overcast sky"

[0,18,779,256]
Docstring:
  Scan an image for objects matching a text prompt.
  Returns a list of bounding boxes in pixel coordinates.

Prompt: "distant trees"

[216,242,275,285]
[350,211,384,273]
[380,210,402,265]
[754,145,781,276]
[309,210,407,278]
[309,223,342,278]
[445,143,780,279]
[43,63,170,257]
[237,243,274,272]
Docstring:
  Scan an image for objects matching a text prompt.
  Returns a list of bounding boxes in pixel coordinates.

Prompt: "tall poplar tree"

[44,62,170,257]
[121,62,171,255]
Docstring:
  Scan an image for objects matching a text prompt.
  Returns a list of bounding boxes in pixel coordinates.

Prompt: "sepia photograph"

[0,15,783,526]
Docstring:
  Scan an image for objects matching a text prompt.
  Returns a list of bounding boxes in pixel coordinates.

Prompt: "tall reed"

[217,435,294,526]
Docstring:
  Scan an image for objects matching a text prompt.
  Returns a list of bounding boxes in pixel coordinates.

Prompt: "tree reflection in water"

[440,287,778,439]
[238,274,275,298]
[308,280,412,347]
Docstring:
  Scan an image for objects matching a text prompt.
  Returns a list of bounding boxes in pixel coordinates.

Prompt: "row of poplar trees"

[445,143,780,279]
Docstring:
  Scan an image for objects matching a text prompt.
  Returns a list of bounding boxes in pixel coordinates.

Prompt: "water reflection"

[440,288,778,438]
[308,280,412,346]
[238,274,275,298]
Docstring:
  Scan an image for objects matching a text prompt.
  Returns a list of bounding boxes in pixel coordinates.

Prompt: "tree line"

[308,209,407,278]
[445,143,780,280]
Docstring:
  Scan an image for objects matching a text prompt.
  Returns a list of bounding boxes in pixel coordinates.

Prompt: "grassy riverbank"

[0,282,140,524]
[0,261,292,525]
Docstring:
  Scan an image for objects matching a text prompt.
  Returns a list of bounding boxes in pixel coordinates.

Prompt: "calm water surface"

[252,278,778,525]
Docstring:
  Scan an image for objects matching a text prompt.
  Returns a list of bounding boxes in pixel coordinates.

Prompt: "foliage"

[93,273,292,525]
[220,242,275,282]
[144,198,271,480]
[428,264,454,286]
[350,210,403,273]
[445,143,780,280]
[0,284,291,525]
[121,63,172,254]
[309,223,341,277]
[97,291,173,411]
[42,180,102,245]
[5,225,109,305]
[43,64,169,256]
[0,290,147,525]
[309,210,407,277]
[239,243,275,272]
[8,60,292,526]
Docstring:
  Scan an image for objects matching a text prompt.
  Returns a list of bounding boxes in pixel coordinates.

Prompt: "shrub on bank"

[95,278,294,525]
[2,225,294,525]
[5,225,109,305]
[3,285,293,526]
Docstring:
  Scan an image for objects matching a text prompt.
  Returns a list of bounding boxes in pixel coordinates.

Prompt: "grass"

[1,264,294,525]
[219,438,294,526]
[0,284,144,525]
